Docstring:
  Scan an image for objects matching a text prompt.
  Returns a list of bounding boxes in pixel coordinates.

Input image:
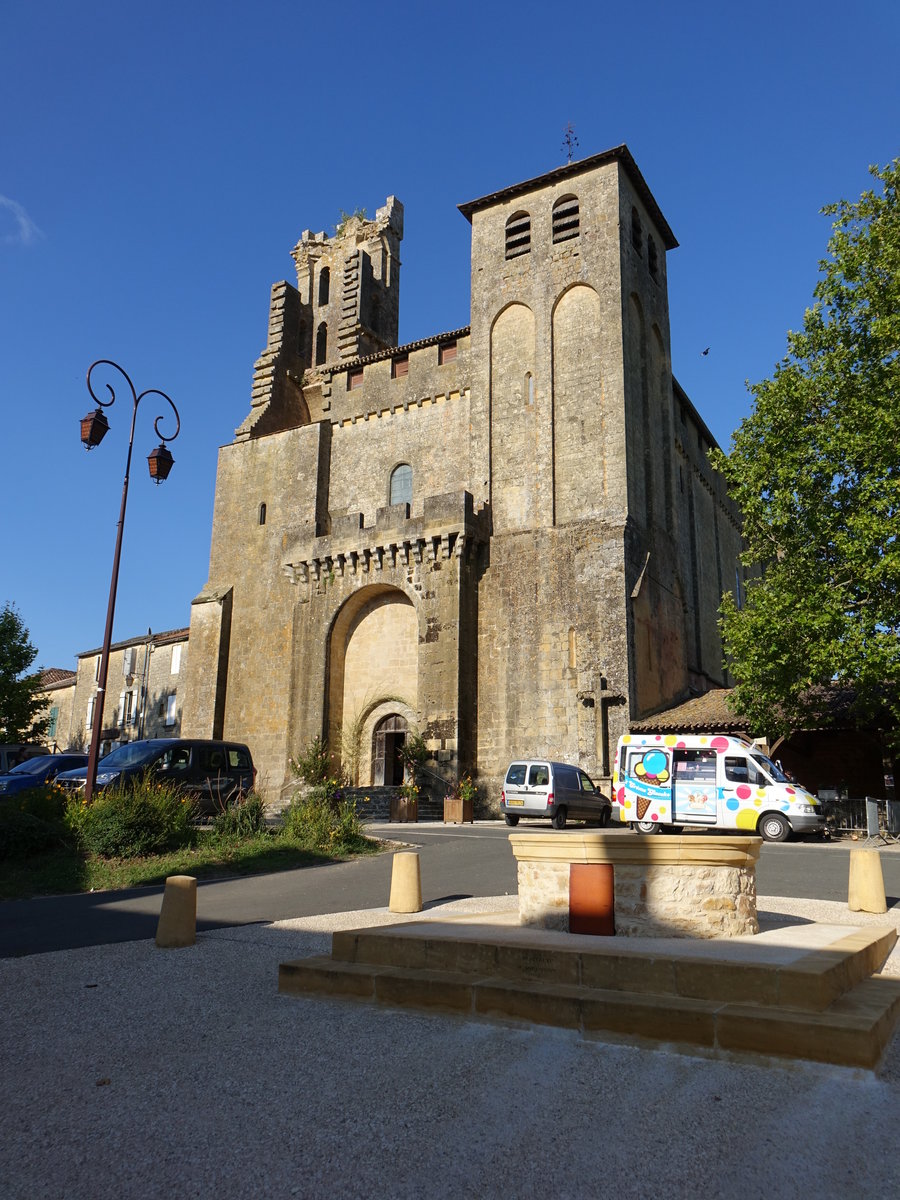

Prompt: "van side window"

[506,764,527,786]
[725,756,766,786]
[529,764,549,786]
[228,747,251,768]
[578,771,596,793]
[673,749,717,782]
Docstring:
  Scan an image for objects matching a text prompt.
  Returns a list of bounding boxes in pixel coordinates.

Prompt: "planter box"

[443,796,474,824]
[390,796,418,823]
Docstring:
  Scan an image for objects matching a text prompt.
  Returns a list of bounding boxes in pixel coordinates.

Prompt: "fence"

[818,796,900,838]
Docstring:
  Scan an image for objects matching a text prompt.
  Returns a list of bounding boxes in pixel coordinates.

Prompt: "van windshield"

[751,752,789,784]
[98,742,165,769]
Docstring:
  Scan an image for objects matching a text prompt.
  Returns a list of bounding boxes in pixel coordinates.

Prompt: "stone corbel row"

[284,529,466,586]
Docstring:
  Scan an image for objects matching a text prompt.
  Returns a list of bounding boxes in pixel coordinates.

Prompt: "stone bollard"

[156,875,198,947]
[848,848,887,914]
[389,852,422,914]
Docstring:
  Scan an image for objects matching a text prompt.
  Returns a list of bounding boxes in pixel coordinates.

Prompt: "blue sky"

[2,0,898,673]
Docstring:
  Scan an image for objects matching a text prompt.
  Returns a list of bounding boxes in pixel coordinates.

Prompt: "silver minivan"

[501,760,612,829]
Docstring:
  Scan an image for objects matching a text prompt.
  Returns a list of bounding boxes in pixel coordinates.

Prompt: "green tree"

[712,160,900,740]
[0,604,48,743]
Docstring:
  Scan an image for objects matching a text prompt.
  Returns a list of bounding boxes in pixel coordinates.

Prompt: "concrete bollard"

[848,848,887,914]
[389,852,422,914]
[156,875,198,947]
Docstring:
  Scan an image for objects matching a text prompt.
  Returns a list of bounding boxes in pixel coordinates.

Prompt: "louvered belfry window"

[505,211,531,259]
[552,196,580,244]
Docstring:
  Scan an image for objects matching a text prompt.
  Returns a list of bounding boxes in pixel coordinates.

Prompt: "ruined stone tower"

[181,147,740,805]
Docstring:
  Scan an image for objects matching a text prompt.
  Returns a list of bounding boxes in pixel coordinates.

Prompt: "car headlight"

[95,772,120,786]
[799,804,817,814]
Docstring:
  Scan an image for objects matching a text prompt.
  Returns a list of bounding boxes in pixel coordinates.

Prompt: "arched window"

[505,211,531,259]
[318,266,330,307]
[389,463,413,507]
[552,195,580,243]
[258,502,267,526]
[315,322,327,366]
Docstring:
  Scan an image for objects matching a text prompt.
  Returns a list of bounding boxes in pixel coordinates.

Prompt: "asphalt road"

[1,821,898,958]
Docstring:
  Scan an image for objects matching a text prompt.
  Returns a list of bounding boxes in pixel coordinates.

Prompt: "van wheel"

[551,807,568,830]
[504,813,520,827]
[758,813,791,842]
[634,819,662,834]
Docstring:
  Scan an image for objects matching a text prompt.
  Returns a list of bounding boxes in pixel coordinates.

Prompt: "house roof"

[458,144,678,250]
[40,668,76,690]
[631,685,892,736]
[317,327,470,377]
[77,627,189,659]
[631,690,749,734]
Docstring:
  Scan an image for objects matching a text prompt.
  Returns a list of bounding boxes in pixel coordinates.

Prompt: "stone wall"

[511,832,760,938]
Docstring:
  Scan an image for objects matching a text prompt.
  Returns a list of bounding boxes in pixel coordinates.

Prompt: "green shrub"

[282,784,366,853]
[0,785,72,860]
[212,792,267,840]
[70,773,197,859]
[290,736,332,787]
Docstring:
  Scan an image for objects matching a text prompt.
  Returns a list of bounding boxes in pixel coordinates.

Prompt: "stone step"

[278,919,900,1070]
[327,922,898,1012]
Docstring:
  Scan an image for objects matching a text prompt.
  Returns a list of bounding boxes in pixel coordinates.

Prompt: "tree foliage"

[712,160,900,739]
[0,603,49,744]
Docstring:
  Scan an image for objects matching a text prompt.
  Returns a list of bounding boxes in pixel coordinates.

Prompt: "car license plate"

[507,798,525,806]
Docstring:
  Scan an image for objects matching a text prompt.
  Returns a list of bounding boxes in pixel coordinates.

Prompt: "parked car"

[56,739,256,816]
[0,753,89,798]
[500,760,612,829]
[0,744,49,775]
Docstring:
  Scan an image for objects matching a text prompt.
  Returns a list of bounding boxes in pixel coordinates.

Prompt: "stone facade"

[44,629,189,755]
[181,146,741,805]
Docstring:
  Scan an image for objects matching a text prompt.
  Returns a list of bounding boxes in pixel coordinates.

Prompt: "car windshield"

[97,742,164,769]
[8,756,54,776]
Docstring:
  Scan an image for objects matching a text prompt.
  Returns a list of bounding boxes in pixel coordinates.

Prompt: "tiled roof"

[631,690,748,733]
[40,668,76,689]
[77,627,189,658]
[319,327,470,376]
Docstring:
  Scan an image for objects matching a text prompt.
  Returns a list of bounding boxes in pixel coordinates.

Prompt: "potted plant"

[444,774,476,825]
[390,778,419,823]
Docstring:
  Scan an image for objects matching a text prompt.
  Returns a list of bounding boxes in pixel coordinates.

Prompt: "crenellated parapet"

[282,490,484,591]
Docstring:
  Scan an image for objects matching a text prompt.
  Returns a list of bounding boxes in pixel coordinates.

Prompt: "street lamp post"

[80,360,181,803]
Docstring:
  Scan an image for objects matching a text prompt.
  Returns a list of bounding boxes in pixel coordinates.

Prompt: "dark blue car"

[0,753,89,798]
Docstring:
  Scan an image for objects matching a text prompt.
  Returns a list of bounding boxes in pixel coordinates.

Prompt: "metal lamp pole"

[80,360,181,802]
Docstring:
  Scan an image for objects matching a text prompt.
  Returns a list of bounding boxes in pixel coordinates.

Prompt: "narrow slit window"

[258,502,267,526]
[648,235,659,279]
[631,207,643,254]
[524,372,534,405]
[505,211,531,259]
[315,322,327,366]
[318,266,330,307]
[552,195,580,244]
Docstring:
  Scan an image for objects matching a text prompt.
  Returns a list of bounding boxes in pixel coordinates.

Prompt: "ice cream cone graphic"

[636,795,650,819]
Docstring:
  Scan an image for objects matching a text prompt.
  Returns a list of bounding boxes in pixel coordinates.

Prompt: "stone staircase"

[344,786,444,823]
[279,915,900,1070]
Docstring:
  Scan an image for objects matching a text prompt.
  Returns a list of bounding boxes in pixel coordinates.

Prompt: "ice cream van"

[614,733,825,842]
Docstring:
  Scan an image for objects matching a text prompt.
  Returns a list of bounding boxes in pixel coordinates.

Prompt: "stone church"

[180,145,741,805]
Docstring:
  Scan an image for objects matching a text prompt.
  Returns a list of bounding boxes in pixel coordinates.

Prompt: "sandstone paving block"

[474,979,583,1030]
[278,956,377,1000]
[374,967,475,1013]
[581,989,719,1048]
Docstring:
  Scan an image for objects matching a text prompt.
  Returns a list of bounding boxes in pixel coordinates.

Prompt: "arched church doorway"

[372,713,408,786]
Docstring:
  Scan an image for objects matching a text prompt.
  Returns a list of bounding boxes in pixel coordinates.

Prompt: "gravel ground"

[2,895,900,1200]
